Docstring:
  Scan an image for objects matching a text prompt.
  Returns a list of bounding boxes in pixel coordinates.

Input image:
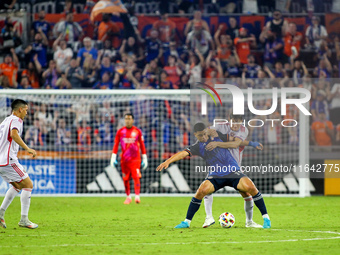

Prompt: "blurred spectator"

[214,25,233,67]
[97,13,120,42]
[283,23,302,61]
[83,55,97,88]
[55,13,83,44]
[24,118,46,147]
[42,60,61,89]
[265,61,285,78]
[1,16,22,54]
[77,120,91,152]
[178,74,190,89]
[93,72,113,89]
[275,0,291,13]
[311,90,330,121]
[143,59,162,84]
[243,0,258,14]
[63,0,76,14]
[77,37,98,67]
[159,71,173,89]
[55,118,72,148]
[143,30,163,63]
[18,76,32,89]
[34,104,54,133]
[98,39,117,60]
[311,110,335,146]
[152,12,176,44]
[186,49,204,84]
[314,54,332,79]
[226,17,239,41]
[205,50,223,79]
[96,53,114,81]
[330,83,340,125]
[265,10,288,38]
[55,75,72,89]
[0,0,16,10]
[163,40,181,63]
[184,11,210,36]
[53,34,73,73]
[260,29,284,67]
[163,55,182,88]
[234,28,256,64]
[31,10,51,39]
[305,16,328,49]
[0,49,19,88]
[219,0,237,13]
[225,53,241,78]
[25,28,48,68]
[291,60,308,85]
[243,54,261,78]
[119,36,144,62]
[65,59,84,88]
[186,23,214,57]
[22,56,42,89]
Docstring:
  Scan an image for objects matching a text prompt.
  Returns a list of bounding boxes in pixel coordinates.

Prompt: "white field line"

[1,229,340,247]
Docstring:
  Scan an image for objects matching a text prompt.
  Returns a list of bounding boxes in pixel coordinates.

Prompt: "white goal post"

[0,89,310,197]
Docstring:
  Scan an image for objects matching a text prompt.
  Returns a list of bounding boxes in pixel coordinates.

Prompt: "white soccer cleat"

[245,221,263,228]
[202,216,215,228]
[18,220,38,229]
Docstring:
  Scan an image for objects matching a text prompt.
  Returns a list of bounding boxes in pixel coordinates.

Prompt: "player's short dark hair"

[194,122,206,133]
[11,99,28,111]
[230,114,244,121]
[124,113,134,119]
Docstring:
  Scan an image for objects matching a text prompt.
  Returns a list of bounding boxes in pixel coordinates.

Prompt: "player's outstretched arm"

[11,129,36,158]
[156,151,189,172]
[241,140,263,150]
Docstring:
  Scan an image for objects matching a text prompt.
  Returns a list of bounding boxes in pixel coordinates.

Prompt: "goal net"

[0,88,309,196]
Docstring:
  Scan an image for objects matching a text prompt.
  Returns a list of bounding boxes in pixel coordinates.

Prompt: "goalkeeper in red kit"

[111,113,147,204]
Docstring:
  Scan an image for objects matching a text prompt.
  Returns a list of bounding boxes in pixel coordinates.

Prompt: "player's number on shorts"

[0,125,4,139]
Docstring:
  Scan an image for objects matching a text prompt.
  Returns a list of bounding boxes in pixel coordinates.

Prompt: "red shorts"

[120,160,142,181]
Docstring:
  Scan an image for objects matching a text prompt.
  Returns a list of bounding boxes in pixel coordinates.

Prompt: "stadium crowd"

[1,0,340,148]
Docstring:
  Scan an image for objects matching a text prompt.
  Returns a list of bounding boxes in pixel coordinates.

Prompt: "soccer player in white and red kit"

[110,113,147,204]
[0,99,38,229]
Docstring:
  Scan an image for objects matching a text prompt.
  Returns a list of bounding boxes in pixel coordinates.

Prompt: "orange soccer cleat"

[123,197,132,204]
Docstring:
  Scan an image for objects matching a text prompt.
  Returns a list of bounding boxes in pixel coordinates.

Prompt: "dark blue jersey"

[185,132,240,177]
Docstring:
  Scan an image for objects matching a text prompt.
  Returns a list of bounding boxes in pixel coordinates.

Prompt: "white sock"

[21,188,32,221]
[184,219,191,225]
[135,195,140,200]
[127,195,131,199]
[262,214,270,220]
[204,194,213,217]
[244,196,253,223]
[0,186,19,216]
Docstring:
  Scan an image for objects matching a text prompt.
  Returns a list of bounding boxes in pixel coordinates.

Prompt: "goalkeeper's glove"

[110,153,118,168]
[141,154,148,170]
[249,141,260,148]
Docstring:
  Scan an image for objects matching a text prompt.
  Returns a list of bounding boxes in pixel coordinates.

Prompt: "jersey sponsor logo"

[122,138,136,143]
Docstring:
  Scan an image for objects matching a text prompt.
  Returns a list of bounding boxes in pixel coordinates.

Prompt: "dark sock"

[252,192,268,215]
[186,197,202,220]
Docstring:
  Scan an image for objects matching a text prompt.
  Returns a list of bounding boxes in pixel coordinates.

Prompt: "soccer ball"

[219,212,235,228]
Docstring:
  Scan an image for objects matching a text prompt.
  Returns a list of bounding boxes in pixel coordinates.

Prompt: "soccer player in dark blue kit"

[156,122,271,229]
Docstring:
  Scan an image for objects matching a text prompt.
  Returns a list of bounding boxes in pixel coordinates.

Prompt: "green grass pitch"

[1,196,340,255]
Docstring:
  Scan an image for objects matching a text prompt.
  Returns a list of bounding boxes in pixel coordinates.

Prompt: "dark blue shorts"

[205,171,247,192]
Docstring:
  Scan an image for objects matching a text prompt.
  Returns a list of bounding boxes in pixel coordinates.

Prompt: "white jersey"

[0,115,23,166]
[210,123,249,166]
